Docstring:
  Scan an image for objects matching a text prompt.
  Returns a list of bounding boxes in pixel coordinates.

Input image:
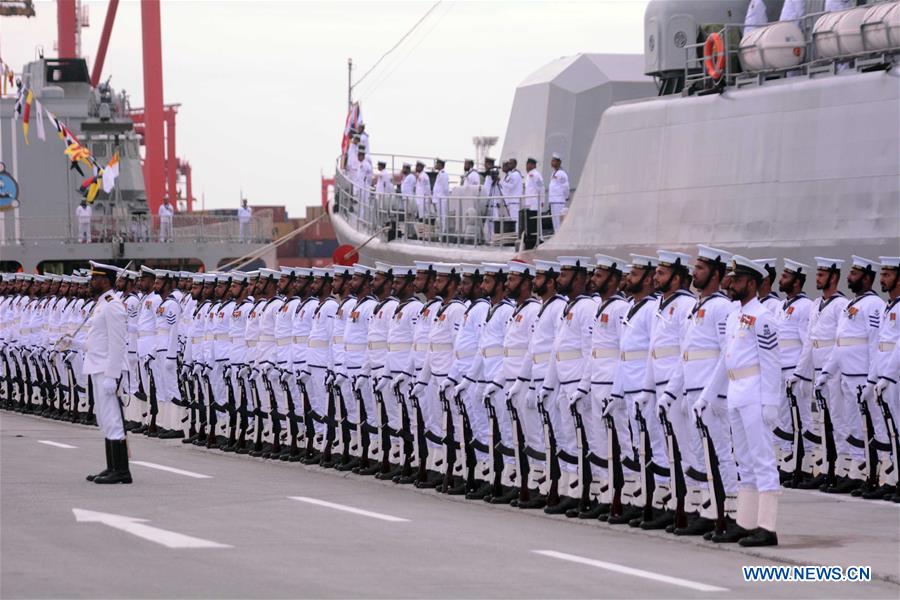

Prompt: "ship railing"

[683,8,899,92]
[5,212,273,245]
[333,168,559,251]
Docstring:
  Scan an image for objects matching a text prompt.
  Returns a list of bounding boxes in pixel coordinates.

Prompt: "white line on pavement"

[288,496,410,523]
[37,440,78,449]
[131,461,212,479]
[533,550,728,593]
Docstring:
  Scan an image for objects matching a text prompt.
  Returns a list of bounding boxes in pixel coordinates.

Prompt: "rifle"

[784,384,806,487]
[538,398,562,505]
[322,375,337,463]
[146,358,159,434]
[374,389,393,474]
[876,389,898,486]
[856,385,886,490]
[248,370,265,453]
[634,406,655,522]
[484,393,502,496]
[354,381,372,469]
[696,412,726,535]
[281,373,300,458]
[440,388,458,492]
[222,366,238,445]
[816,389,838,488]
[299,378,316,458]
[394,382,414,479]
[455,392,481,493]
[603,399,624,519]
[203,370,219,446]
[411,392,429,482]
[235,370,250,451]
[194,368,208,439]
[571,402,593,513]
[262,370,283,453]
[658,406,687,529]
[334,382,351,464]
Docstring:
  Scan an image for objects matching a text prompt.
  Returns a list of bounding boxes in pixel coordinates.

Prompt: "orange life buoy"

[704,32,726,80]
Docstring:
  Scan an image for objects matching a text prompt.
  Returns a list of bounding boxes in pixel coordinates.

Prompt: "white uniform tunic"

[343,295,377,424]
[432,168,450,232]
[383,297,421,430]
[291,296,318,376]
[414,171,432,219]
[547,167,569,232]
[875,297,900,425]
[523,168,544,212]
[306,297,339,431]
[156,293,182,403]
[83,291,127,440]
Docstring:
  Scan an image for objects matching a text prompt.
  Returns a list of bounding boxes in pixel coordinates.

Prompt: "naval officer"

[84,261,131,484]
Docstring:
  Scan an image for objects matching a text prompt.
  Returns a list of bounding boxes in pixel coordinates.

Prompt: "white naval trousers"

[730,402,780,492]
[94,374,125,440]
[685,390,738,494]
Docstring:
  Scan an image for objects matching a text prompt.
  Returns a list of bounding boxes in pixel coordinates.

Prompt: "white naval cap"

[557,256,591,270]
[293,267,313,278]
[245,270,260,279]
[259,268,282,281]
[414,260,434,273]
[352,263,374,277]
[657,250,692,269]
[215,273,232,284]
[621,264,632,274]
[728,255,768,279]
[814,257,845,271]
[432,262,458,276]
[481,262,507,275]
[459,263,482,276]
[393,265,416,278]
[33,275,47,282]
[783,259,811,275]
[89,260,119,278]
[551,152,562,160]
[402,162,411,168]
[879,256,900,270]
[312,266,331,278]
[851,255,880,274]
[630,254,659,269]
[594,254,626,272]
[507,261,533,276]
[333,264,352,278]
[374,262,393,276]
[534,259,561,275]
[280,266,295,277]
[179,270,193,279]
[697,244,732,265]
[230,272,247,283]
[202,274,217,284]
[140,265,156,277]
[74,276,89,285]
[753,258,778,273]
[191,273,205,284]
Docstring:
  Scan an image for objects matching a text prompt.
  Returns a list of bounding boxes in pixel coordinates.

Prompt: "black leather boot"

[86,440,113,482]
[93,440,132,484]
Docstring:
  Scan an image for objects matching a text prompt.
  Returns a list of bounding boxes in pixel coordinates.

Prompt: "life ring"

[704,32,726,80]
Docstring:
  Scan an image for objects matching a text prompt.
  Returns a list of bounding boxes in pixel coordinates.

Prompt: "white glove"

[352,376,367,394]
[192,363,204,376]
[393,372,408,391]
[785,374,799,393]
[568,388,587,411]
[508,379,524,401]
[658,391,674,414]
[814,373,829,390]
[762,404,779,428]
[238,365,250,379]
[101,377,118,397]
[603,396,623,417]
[375,375,391,392]
[525,388,539,410]
[411,380,426,398]
[279,370,290,385]
[437,378,453,396]
[536,387,552,405]
[862,382,875,402]
[875,378,891,396]
[454,377,471,397]
[325,371,335,387]
[692,395,708,417]
[634,391,651,411]
[63,351,75,365]
[482,384,500,408]
[298,370,311,384]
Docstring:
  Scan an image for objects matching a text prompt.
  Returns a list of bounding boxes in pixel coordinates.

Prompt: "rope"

[220,212,328,272]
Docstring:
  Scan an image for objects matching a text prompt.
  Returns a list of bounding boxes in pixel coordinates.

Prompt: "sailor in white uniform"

[547,153,569,233]
[83,261,130,484]
[414,161,432,221]
[871,256,900,501]
[432,159,451,235]
[696,256,782,547]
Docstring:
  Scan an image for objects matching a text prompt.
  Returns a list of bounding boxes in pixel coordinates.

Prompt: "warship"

[329,0,900,266]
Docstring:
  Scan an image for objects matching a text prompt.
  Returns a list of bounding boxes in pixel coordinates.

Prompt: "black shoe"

[607,504,643,525]
[517,493,548,510]
[739,527,778,547]
[395,473,419,485]
[640,509,674,530]
[465,482,492,500]
[544,496,578,515]
[415,470,443,489]
[446,481,469,496]
[711,522,753,543]
[336,457,361,472]
[675,516,716,536]
[488,486,519,505]
[86,440,113,482]
[823,477,863,494]
[375,466,401,480]
[158,429,185,440]
[796,473,827,489]
[94,440,132,484]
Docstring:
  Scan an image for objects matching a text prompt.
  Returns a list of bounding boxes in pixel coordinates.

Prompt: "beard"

[534,280,548,297]
[848,278,864,294]
[729,286,751,302]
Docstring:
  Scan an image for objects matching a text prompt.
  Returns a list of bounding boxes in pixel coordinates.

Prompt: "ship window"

[43,59,90,84]
[92,141,109,159]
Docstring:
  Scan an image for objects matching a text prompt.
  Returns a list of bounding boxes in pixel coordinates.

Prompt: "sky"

[1,0,648,218]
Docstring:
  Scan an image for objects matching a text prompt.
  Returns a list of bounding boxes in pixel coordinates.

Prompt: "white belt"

[533,352,551,364]
[388,342,412,352]
[308,339,329,348]
[455,349,476,360]
[20,327,34,334]
[414,343,428,352]
[156,328,167,335]
[728,364,760,381]
[191,336,202,344]
[368,341,388,350]
[620,349,648,362]
[138,331,155,338]
[247,340,258,348]
[294,336,308,345]
[879,342,896,352]
[504,347,527,357]
[216,333,230,341]
[592,348,618,359]
[652,346,680,360]
[204,334,214,342]
[683,348,719,362]
[334,336,344,345]
[780,339,801,349]
[481,346,503,358]
[345,343,367,352]
[429,343,454,352]
[276,338,292,347]
[230,336,243,343]
[812,339,835,349]
[259,335,275,342]
[555,350,582,361]
[837,337,866,347]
